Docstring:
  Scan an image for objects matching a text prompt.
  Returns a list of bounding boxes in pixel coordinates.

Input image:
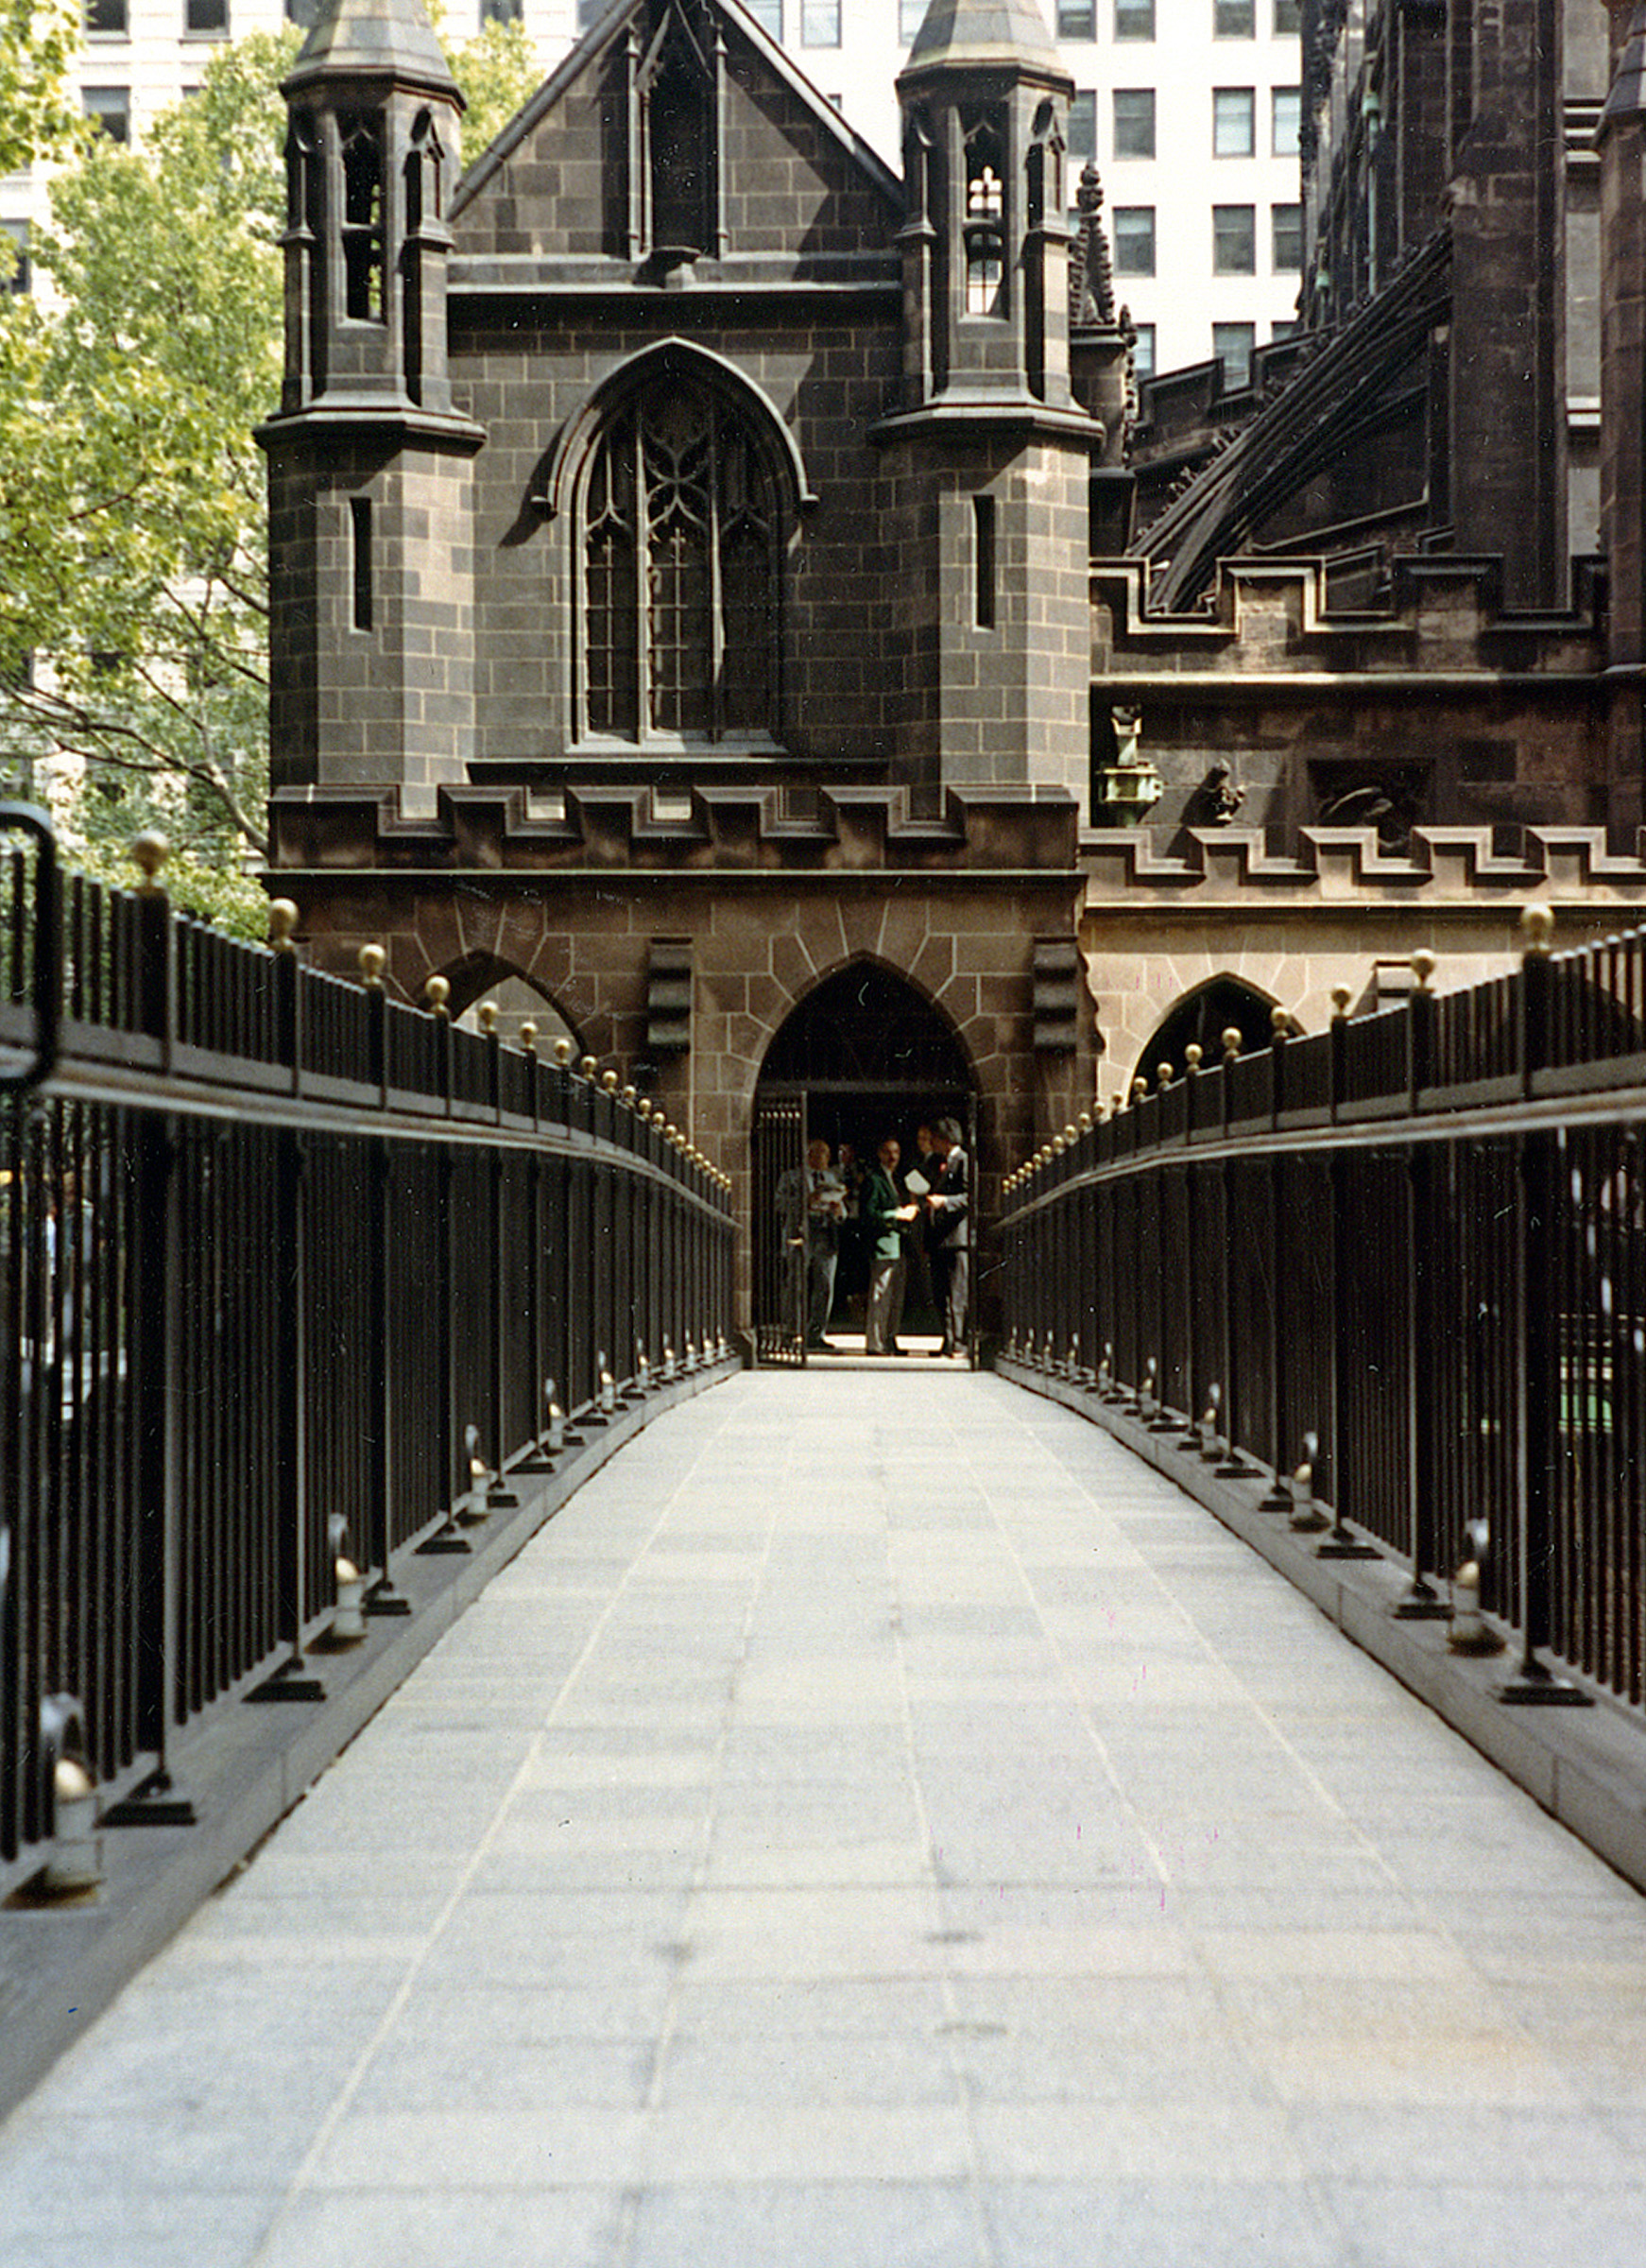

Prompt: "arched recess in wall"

[536,339,818,753]
[758,957,978,1092]
[435,954,583,1056]
[749,958,982,1361]
[1134,975,1298,1089]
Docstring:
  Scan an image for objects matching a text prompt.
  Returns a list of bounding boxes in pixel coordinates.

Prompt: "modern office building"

[3,0,1304,384]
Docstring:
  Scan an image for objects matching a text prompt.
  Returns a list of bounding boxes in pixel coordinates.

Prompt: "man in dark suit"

[920,1117,969,1359]
[863,1135,919,1354]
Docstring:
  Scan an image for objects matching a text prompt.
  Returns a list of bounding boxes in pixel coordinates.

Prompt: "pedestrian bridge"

[4,1371,1646,2268]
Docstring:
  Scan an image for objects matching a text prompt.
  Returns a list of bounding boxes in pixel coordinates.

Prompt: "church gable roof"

[451,0,902,259]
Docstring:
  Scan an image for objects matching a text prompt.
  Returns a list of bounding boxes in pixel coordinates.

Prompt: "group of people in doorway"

[779,1119,969,1359]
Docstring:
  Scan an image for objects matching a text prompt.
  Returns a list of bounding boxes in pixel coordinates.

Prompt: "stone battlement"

[1092,554,1606,679]
[268,781,1082,876]
[1081,824,1646,906]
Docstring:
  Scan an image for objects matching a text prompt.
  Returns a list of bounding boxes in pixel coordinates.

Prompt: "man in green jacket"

[864,1135,918,1355]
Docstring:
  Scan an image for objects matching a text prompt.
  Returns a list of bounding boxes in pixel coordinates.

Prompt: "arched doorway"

[1135,975,1296,1088]
[751,961,979,1366]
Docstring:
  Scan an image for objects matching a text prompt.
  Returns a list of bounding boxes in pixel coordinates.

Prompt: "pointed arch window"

[338,112,385,321]
[963,114,1007,317]
[580,372,780,745]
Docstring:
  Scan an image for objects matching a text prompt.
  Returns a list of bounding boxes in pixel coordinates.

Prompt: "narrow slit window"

[350,497,373,631]
[974,495,997,628]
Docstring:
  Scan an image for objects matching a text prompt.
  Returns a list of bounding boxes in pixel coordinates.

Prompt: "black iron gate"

[753,1091,807,1365]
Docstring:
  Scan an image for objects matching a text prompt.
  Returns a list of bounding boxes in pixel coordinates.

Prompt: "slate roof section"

[283,0,461,100]
[901,0,1062,75]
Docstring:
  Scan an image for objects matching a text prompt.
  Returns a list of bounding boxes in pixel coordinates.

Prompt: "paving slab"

[4,1373,1646,2266]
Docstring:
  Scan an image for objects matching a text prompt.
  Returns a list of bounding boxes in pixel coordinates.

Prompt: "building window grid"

[84,0,129,33]
[1272,200,1302,271]
[1057,0,1097,38]
[1068,91,1096,164]
[1112,204,1155,275]
[1213,0,1255,32]
[82,86,130,141]
[1213,87,1255,156]
[800,0,839,46]
[1212,202,1256,272]
[3,220,28,294]
[1272,85,1301,156]
[1213,319,1255,387]
[183,0,229,34]
[1111,87,1155,159]
[1114,0,1154,40]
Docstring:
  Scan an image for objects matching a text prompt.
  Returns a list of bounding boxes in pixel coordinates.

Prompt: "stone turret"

[874,0,1101,806]
[260,0,484,806]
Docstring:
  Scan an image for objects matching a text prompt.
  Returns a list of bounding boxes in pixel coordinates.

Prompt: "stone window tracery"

[580,374,780,745]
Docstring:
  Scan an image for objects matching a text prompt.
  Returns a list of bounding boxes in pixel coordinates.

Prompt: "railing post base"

[1499,1661,1594,1707]
[1392,1579,1452,1622]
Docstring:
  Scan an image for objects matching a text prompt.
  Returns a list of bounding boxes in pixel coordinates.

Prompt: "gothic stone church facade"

[262,0,1646,1335]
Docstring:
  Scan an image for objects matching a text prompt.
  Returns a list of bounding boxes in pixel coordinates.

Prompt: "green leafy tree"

[0,20,540,937]
[0,32,295,928]
[450,17,540,163]
[0,0,85,181]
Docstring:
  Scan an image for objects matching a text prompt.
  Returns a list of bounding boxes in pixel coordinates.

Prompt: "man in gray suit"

[920,1117,969,1359]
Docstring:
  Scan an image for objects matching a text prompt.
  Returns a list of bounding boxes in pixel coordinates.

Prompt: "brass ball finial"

[1078,1108,1093,1131]
[1410,950,1436,993]
[1185,1042,1203,1071]
[267,899,300,955]
[477,1001,498,1036]
[1157,1062,1173,1090]
[1521,902,1555,955]
[580,1055,598,1080]
[620,1084,637,1108]
[552,1038,574,1067]
[1131,1076,1148,1104]
[520,1021,538,1054]
[1271,1005,1291,1035]
[1330,985,1352,1020]
[601,1069,619,1092]
[423,974,451,1020]
[358,943,386,990]
[130,832,169,892]
[1064,1123,1079,1143]
[1222,1027,1243,1061]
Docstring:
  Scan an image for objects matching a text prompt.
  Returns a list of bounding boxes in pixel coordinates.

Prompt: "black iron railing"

[1000,907,1646,1716]
[1,831,733,1889]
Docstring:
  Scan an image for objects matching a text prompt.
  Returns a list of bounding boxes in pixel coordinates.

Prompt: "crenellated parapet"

[1092,553,1606,681]
[268,780,1082,876]
[1081,824,1646,908]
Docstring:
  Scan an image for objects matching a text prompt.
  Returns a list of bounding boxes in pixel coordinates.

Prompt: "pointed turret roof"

[901,0,1061,76]
[283,0,461,100]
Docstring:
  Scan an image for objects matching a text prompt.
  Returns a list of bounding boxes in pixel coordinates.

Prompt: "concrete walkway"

[5,1374,1646,2268]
